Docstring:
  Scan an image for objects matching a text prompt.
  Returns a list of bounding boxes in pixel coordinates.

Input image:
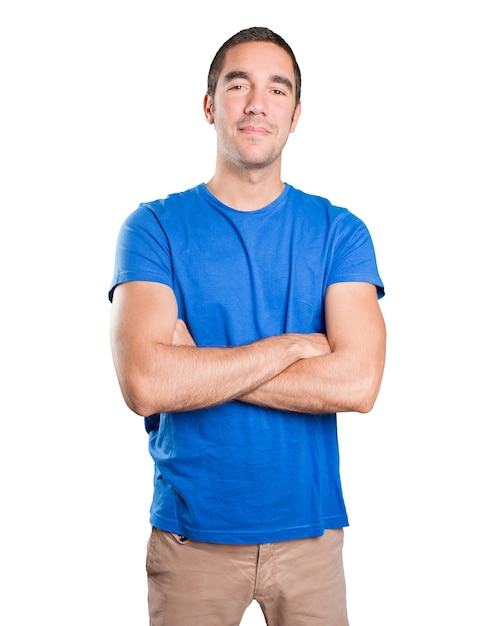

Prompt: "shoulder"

[286,185,365,230]
[139,183,205,215]
[121,184,206,231]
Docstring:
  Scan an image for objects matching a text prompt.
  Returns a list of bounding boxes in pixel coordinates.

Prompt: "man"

[109,26,386,626]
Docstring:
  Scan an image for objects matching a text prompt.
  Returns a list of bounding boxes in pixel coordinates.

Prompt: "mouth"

[239,125,271,137]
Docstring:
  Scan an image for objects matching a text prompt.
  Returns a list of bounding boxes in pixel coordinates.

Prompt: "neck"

[206,161,285,212]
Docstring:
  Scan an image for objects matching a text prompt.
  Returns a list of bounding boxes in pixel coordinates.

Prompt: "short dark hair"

[207,27,301,106]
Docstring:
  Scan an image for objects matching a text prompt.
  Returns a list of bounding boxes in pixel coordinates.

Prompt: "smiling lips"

[239,125,271,136]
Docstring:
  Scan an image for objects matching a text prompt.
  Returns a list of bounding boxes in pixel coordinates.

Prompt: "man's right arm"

[110,281,329,416]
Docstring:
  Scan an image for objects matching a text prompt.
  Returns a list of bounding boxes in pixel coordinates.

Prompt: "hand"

[298,333,332,359]
[172,319,196,347]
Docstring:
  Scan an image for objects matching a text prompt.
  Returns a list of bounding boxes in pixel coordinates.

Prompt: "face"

[204,41,301,171]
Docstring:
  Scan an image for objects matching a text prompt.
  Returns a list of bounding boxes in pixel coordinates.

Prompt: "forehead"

[220,41,295,86]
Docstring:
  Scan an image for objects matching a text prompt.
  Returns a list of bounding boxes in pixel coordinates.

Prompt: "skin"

[110,41,386,417]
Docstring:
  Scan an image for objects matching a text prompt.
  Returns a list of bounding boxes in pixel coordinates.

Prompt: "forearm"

[111,283,330,417]
[238,348,385,415]
[240,282,386,416]
[117,334,321,416]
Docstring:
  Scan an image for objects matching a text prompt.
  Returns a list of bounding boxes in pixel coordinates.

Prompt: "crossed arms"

[110,280,386,417]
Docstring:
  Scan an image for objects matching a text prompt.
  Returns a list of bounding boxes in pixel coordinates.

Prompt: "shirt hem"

[149,515,349,544]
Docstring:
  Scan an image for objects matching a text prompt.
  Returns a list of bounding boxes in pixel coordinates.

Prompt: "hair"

[207,26,301,106]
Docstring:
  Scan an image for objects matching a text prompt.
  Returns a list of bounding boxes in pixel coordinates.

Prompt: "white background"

[1,1,484,624]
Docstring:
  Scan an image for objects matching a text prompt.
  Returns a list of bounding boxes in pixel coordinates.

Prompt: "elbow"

[353,393,377,414]
[120,369,188,415]
[117,373,162,417]
[126,396,156,418]
[351,374,384,414]
[121,386,154,417]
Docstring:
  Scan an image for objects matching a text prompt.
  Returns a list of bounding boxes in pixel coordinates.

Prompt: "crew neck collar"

[200,183,291,215]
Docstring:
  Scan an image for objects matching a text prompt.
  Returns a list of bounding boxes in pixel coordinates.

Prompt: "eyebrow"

[223,70,293,93]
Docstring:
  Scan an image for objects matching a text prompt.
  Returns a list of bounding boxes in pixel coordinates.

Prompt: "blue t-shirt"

[109,183,384,543]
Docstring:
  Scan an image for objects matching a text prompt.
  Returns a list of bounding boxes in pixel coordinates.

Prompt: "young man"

[109,26,386,626]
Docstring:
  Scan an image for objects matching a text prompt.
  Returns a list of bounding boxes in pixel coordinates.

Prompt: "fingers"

[172,319,196,346]
[305,333,332,356]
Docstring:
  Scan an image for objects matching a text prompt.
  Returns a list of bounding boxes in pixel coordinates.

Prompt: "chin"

[239,152,279,170]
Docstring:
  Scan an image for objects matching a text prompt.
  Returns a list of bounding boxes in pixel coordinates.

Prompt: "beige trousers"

[146,527,348,626]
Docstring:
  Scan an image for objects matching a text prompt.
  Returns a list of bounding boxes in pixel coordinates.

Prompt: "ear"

[204,94,214,125]
[290,101,302,133]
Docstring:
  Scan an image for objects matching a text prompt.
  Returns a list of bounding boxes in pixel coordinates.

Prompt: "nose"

[245,102,264,114]
[244,90,266,115]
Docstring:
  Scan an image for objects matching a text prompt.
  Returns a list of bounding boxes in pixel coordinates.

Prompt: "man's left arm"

[237,282,386,414]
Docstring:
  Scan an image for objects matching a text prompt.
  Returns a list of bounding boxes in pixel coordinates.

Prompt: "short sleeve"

[108,203,173,302]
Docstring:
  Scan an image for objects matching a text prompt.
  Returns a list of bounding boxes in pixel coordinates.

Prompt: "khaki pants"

[146,527,348,626]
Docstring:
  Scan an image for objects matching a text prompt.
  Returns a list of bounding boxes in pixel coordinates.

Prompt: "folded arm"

[169,282,386,416]
[239,282,386,414]
[109,281,330,416]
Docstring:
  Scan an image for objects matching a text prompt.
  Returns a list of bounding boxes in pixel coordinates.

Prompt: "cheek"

[214,108,239,134]
[218,97,245,119]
